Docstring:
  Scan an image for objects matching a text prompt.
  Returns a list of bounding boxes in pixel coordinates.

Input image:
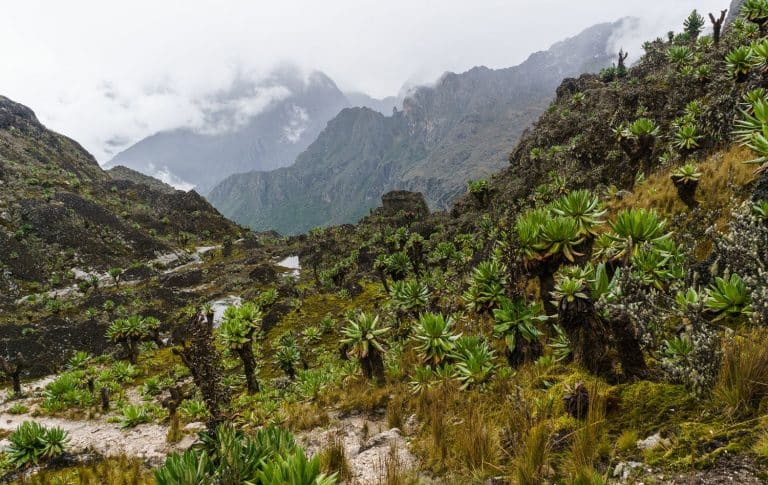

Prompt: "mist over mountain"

[106,67,351,193]
[207,19,627,234]
[344,92,402,116]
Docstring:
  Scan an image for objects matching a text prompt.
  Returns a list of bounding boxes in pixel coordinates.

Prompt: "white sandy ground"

[0,376,421,483]
[299,413,421,484]
[0,375,197,466]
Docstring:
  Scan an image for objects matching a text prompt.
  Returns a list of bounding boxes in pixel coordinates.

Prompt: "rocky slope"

[0,95,238,304]
[207,19,627,234]
[106,68,351,193]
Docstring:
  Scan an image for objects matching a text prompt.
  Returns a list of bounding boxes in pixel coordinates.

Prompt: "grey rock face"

[207,19,627,234]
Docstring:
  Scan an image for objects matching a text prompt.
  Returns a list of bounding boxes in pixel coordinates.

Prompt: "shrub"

[667,45,694,65]
[389,279,430,315]
[673,123,701,151]
[154,424,334,485]
[8,403,29,415]
[549,189,606,237]
[670,163,701,183]
[179,399,209,421]
[412,313,459,367]
[462,259,508,313]
[608,208,670,260]
[341,312,390,381]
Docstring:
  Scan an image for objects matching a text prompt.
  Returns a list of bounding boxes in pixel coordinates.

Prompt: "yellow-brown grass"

[610,146,756,218]
[714,329,768,418]
[282,401,330,431]
[319,432,353,482]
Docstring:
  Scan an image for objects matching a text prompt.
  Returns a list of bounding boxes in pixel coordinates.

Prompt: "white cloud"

[0,0,728,163]
[147,163,196,191]
[283,105,310,143]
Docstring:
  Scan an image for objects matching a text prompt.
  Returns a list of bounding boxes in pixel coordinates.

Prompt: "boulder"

[376,191,429,219]
[160,269,203,288]
[248,264,277,283]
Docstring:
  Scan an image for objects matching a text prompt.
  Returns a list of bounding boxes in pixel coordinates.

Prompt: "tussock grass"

[514,421,550,485]
[714,329,768,418]
[17,455,153,484]
[564,384,608,481]
[334,378,391,413]
[615,429,638,453]
[753,428,768,458]
[376,441,419,485]
[282,401,330,431]
[386,390,408,430]
[454,405,498,472]
[319,432,352,482]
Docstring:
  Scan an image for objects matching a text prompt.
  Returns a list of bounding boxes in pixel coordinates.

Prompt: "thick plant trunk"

[11,373,21,397]
[558,295,614,377]
[506,336,543,367]
[378,269,390,293]
[539,271,557,315]
[672,178,698,208]
[531,257,562,316]
[610,311,648,379]
[127,339,138,364]
[362,351,385,383]
[173,312,231,432]
[162,387,185,443]
[1,353,27,398]
[237,347,260,393]
[100,386,110,411]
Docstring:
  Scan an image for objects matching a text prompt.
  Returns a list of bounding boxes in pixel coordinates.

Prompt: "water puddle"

[276,255,300,276]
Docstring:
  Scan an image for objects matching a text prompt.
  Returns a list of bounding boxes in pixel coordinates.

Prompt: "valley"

[1,1,768,484]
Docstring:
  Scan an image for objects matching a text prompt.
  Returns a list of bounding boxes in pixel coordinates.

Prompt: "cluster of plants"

[6,421,69,468]
[154,424,335,484]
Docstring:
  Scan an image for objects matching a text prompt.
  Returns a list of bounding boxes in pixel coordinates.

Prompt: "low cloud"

[148,163,196,191]
[0,0,727,164]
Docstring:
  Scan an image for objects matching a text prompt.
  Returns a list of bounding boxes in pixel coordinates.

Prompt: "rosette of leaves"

[412,312,459,367]
[704,274,753,322]
[451,336,496,389]
[492,297,547,365]
[726,45,753,82]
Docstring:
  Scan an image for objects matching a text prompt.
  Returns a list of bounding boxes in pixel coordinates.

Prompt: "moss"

[611,381,698,435]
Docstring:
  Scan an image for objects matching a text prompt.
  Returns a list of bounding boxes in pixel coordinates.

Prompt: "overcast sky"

[1,0,728,162]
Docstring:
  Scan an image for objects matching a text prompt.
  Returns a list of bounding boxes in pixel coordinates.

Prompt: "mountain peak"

[208,19,623,234]
[107,69,351,193]
[0,95,40,129]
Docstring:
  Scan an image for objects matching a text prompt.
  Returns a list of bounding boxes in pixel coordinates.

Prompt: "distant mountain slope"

[207,20,627,234]
[106,68,351,193]
[0,95,238,303]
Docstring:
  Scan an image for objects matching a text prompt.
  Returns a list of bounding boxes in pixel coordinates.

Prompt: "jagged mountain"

[106,67,351,194]
[207,19,628,235]
[0,95,238,304]
[344,91,402,115]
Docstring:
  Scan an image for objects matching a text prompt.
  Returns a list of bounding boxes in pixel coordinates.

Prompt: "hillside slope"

[207,19,627,234]
[0,96,238,304]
